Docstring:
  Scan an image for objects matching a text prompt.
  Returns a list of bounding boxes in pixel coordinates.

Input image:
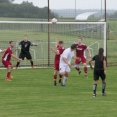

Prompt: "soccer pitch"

[0,67,117,117]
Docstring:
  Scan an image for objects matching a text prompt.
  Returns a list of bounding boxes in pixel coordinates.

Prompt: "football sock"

[102,82,106,94]
[6,72,11,78]
[62,76,68,85]
[30,61,33,66]
[16,62,20,67]
[59,74,62,82]
[59,74,62,78]
[54,75,57,84]
[84,67,87,74]
[93,84,97,95]
[75,67,81,72]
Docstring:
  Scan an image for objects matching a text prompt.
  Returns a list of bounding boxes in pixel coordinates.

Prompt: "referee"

[15,35,37,69]
[89,48,106,97]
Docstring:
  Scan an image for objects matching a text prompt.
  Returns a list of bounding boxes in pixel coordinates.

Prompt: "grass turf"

[0,67,117,117]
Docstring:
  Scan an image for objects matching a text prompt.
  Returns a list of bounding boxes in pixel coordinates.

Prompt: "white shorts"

[59,65,71,73]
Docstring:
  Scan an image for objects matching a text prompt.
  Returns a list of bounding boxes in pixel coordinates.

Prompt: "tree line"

[0,0,58,18]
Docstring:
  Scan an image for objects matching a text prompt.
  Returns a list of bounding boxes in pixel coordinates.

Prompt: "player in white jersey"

[59,44,79,86]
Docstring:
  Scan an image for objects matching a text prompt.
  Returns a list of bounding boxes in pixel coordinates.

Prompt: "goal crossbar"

[0,21,106,25]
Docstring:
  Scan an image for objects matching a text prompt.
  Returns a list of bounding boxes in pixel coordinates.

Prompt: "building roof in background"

[75,12,97,21]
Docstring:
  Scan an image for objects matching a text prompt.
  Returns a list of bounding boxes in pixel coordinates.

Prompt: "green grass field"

[0,67,117,117]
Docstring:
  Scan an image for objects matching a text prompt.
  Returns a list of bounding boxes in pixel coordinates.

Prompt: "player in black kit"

[89,48,106,97]
[15,35,37,69]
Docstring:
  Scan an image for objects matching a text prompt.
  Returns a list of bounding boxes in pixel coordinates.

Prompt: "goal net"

[0,21,106,68]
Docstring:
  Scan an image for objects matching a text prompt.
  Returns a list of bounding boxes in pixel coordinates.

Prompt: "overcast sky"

[13,0,117,10]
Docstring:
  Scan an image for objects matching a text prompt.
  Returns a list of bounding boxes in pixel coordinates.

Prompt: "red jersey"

[55,45,65,62]
[2,47,13,61]
[76,43,87,57]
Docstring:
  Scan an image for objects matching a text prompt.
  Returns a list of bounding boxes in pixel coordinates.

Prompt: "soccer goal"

[0,21,106,68]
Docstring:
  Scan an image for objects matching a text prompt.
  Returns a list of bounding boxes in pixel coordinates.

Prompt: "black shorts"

[94,68,106,81]
[19,52,32,60]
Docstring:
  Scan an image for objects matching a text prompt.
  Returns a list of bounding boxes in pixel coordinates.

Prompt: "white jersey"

[60,48,74,66]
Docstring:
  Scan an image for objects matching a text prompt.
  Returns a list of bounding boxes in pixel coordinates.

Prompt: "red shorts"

[75,56,86,64]
[2,60,12,68]
[54,61,59,71]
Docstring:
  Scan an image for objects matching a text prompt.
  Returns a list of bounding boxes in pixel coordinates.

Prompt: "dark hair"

[71,44,76,49]
[98,48,104,61]
[59,41,63,44]
[9,41,14,44]
[24,35,28,37]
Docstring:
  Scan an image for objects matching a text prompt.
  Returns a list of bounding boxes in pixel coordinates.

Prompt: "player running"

[15,35,37,69]
[2,41,21,81]
[60,44,79,86]
[75,38,91,78]
[89,48,106,97]
[51,37,65,86]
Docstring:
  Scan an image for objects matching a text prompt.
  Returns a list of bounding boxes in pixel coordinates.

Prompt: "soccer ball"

[51,18,57,24]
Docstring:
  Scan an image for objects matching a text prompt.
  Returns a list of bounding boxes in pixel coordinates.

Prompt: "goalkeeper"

[15,35,37,69]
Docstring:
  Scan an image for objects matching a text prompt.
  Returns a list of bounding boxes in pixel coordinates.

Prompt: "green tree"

[0,0,58,18]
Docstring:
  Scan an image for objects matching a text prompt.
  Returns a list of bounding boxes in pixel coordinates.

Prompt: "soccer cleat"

[61,83,66,87]
[102,93,106,96]
[77,71,81,76]
[9,76,13,79]
[93,94,97,97]
[85,75,88,78]
[5,78,12,82]
[54,83,57,86]
[31,66,34,69]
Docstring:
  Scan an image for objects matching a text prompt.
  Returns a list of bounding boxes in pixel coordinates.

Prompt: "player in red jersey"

[2,41,22,81]
[75,38,91,78]
[51,37,65,86]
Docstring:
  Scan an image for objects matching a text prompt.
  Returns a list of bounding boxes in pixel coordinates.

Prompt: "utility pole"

[75,0,76,17]
[101,0,102,19]
[48,0,50,66]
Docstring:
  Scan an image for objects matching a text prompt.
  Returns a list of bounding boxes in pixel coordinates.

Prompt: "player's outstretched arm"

[11,54,22,61]
[62,57,71,67]
[50,47,59,55]
[55,36,59,47]
[0,49,6,53]
[87,48,92,58]
[30,42,37,46]
[103,60,106,74]
[89,59,93,70]
[0,49,2,53]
